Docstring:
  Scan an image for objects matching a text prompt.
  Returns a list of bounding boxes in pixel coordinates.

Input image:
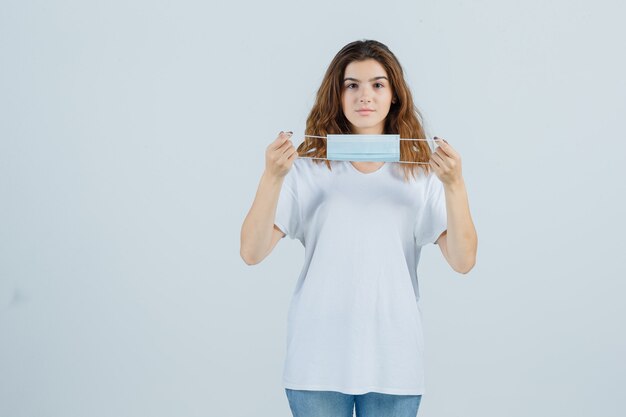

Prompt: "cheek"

[342,93,353,108]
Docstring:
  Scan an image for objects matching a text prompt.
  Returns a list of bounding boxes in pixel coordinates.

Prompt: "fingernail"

[280,131,284,134]
[443,139,448,143]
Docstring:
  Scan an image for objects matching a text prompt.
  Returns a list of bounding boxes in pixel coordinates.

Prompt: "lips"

[357,109,374,113]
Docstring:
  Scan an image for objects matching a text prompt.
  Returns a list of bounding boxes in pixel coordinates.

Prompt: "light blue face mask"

[298,134,434,164]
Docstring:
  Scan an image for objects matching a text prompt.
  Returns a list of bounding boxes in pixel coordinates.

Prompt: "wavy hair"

[297,39,433,182]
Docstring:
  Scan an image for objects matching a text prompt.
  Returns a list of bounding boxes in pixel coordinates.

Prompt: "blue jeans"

[285,388,422,417]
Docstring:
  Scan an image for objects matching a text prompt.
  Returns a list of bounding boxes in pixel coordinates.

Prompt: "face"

[341,59,394,135]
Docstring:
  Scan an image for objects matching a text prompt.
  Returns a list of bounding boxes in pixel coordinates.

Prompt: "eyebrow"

[343,76,389,82]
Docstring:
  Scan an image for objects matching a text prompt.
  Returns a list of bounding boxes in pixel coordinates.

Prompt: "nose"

[359,85,373,103]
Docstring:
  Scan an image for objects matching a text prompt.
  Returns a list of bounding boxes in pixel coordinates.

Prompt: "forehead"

[343,59,388,79]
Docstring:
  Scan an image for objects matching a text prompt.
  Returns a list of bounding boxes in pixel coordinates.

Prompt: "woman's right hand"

[265,131,298,179]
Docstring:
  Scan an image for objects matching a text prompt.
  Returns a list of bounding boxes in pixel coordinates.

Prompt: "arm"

[240,131,297,265]
[240,172,287,265]
[435,178,477,273]
[430,138,478,274]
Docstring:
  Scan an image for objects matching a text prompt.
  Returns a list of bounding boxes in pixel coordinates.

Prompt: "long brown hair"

[298,39,432,182]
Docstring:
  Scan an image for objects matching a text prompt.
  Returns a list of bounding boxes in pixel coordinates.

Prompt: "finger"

[435,138,456,158]
[434,138,448,153]
[271,131,292,150]
[275,131,289,142]
[287,148,298,160]
[429,152,440,167]
[434,147,448,159]
[278,143,296,160]
[278,140,294,154]
[278,150,297,167]
[284,143,296,156]
[270,136,288,151]
[432,151,448,168]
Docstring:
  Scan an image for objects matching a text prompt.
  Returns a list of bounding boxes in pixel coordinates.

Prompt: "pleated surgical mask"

[298,134,435,164]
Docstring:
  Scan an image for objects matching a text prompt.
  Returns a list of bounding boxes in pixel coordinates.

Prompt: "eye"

[374,82,384,88]
[346,83,358,89]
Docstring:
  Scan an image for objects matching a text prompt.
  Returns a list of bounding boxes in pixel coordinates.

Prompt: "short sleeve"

[274,167,301,240]
[414,173,448,246]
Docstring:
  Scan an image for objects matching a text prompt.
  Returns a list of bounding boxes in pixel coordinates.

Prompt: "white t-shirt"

[274,157,447,395]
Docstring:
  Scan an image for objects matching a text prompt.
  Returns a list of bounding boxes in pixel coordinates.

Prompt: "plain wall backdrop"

[1,0,625,416]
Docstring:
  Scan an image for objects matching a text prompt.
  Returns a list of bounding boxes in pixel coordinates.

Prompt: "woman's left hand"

[430,137,463,186]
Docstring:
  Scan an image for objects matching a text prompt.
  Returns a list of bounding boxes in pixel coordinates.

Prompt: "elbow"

[455,262,475,275]
[240,226,263,265]
[454,236,477,275]
[240,248,261,266]
[453,255,476,275]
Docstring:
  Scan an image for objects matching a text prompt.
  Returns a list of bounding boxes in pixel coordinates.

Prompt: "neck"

[353,125,384,135]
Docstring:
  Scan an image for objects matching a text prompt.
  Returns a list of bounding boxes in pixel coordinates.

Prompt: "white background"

[1,0,625,416]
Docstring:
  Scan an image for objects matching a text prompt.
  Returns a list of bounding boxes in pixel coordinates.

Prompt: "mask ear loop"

[297,135,435,164]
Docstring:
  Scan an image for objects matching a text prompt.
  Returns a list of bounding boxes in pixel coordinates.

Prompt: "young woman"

[240,39,477,417]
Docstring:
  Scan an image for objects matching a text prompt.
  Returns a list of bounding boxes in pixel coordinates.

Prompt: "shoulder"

[426,170,443,188]
[283,158,315,189]
[291,157,336,177]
